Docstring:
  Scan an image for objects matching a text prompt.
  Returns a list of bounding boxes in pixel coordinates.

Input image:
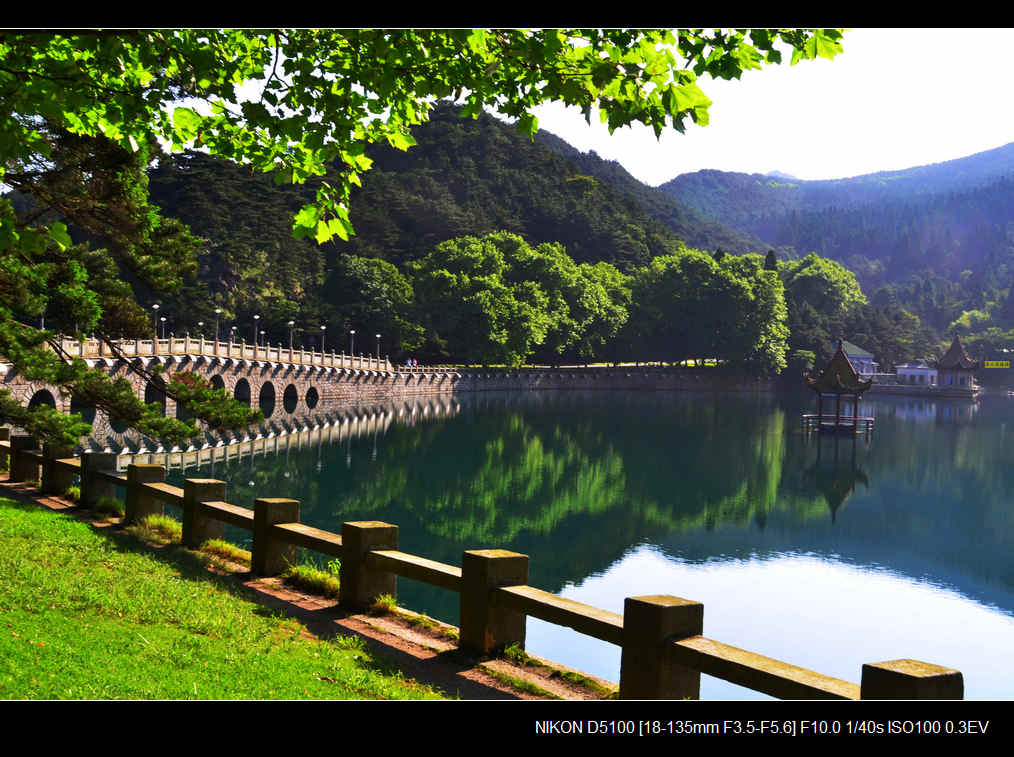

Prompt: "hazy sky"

[530,28,1014,186]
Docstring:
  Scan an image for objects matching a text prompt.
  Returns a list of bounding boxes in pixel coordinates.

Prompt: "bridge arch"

[28,389,57,409]
[234,378,251,406]
[283,384,298,414]
[144,377,166,416]
[210,374,226,392]
[258,382,276,417]
[306,386,319,410]
[69,395,96,424]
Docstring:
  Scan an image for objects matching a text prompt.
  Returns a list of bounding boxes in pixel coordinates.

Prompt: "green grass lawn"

[0,497,445,700]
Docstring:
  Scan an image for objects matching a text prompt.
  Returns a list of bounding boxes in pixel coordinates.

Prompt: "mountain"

[661,141,1014,227]
[146,103,767,305]
[654,143,1014,331]
[532,129,770,256]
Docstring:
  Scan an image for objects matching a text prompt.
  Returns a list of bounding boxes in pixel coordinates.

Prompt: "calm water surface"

[165,389,1014,700]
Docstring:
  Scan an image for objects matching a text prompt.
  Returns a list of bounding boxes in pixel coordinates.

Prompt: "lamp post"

[160,316,166,339]
[197,321,204,338]
[259,330,266,347]
[320,324,326,353]
[230,326,237,344]
[152,303,159,337]
[288,321,295,351]
[349,329,355,355]
[376,333,381,361]
[214,307,221,342]
[252,314,260,344]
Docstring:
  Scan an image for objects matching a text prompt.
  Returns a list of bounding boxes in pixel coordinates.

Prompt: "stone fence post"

[125,464,165,524]
[459,549,529,656]
[182,478,227,548]
[339,521,398,611]
[619,595,703,700]
[861,659,963,699]
[80,452,118,506]
[252,498,300,576]
[9,435,40,483]
[41,442,76,495]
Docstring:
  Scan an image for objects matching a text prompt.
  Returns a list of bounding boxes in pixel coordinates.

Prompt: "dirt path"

[0,476,615,701]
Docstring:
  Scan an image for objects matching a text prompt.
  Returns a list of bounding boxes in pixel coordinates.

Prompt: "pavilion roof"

[805,342,873,394]
[937,335,978,370]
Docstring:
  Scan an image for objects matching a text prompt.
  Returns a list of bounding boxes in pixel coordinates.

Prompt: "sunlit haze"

[530,28,1014,186]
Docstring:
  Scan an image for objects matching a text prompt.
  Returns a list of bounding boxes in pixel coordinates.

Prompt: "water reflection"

[124,389,1014,698]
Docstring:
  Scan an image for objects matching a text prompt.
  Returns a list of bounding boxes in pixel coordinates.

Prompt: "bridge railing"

[0,428,965,701]
[53,335,392,372]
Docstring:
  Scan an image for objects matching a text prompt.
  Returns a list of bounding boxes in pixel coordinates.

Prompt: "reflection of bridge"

[103,396,461,473]
[2,336,466,439]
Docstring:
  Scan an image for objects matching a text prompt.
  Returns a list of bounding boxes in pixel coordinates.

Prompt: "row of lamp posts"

[150,305,384,360]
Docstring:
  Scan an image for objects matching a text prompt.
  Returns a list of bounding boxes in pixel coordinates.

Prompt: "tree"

[0,29,844,444]
[410,232,554,366]
[324,254,423,359]
[626,246,786,371]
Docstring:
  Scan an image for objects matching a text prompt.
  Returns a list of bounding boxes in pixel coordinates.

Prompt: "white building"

[842,341,879,378]
[895,360,937,385]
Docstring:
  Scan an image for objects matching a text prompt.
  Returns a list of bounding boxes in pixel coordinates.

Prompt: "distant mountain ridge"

[659,141,1014,227]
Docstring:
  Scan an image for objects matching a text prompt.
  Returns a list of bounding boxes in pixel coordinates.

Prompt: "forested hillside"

[657,144,1014,370]
[94,105,1014,374]
[143,103,758,354]
[533,129,768,255]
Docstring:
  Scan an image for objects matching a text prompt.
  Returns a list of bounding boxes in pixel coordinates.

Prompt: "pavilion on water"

[804,340,874,434]
[936,334,979,388]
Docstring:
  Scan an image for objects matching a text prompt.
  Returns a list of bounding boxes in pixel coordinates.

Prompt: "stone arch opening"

[69,395,96,424]
[210,375,226,392]
[144,377,166,416]
[283,384,298,414]
[258,382,276,417]
[234,378,251,406]
[109,415,130,434]
[28,389,57,409]
[305,386,319,410]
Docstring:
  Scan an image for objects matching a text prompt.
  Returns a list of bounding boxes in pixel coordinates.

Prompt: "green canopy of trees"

[0,29,844,444]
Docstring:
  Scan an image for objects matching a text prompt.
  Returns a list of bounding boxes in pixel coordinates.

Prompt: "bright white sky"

[530,28,1014,186]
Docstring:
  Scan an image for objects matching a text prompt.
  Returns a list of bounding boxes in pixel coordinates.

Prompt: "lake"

[164,388,1014,700]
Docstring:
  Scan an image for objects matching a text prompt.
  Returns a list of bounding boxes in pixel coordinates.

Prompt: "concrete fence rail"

[0,431,965,701]
[55,335,392,373]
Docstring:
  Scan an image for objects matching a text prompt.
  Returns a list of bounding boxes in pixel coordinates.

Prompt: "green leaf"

[518,113,539,137]
[171,106,202,142]
[387,129,417,151]
[47,222,71,251]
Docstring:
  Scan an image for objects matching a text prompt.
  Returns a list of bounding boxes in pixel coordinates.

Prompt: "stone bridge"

[1,336,464,441]
[3,335,779,448]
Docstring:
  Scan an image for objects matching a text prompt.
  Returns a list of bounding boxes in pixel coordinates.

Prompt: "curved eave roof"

[806,372,873,394]
[937,336,978,370]
[806,344,873,394]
